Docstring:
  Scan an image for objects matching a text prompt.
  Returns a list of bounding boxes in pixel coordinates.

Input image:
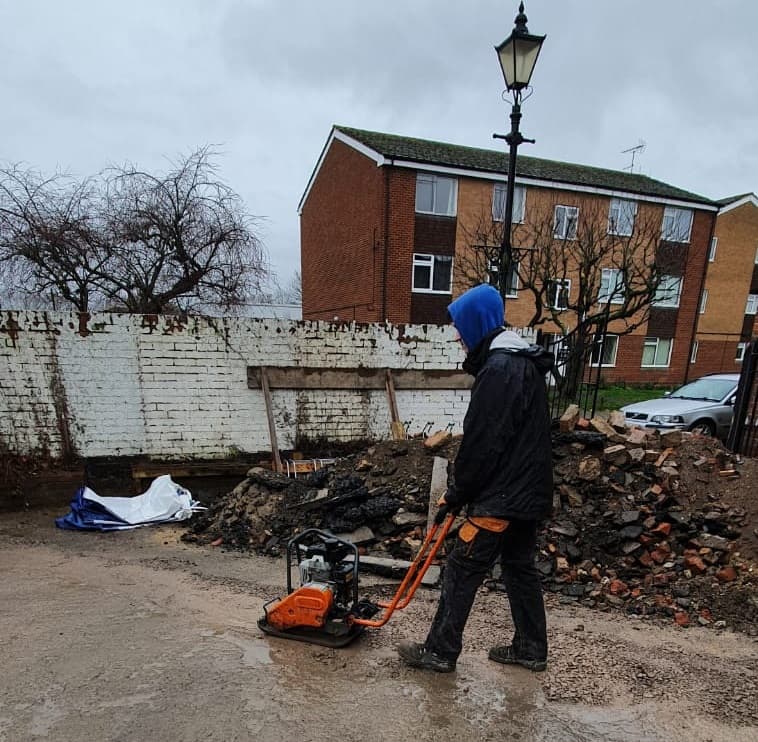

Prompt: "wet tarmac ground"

[1,508,756,742]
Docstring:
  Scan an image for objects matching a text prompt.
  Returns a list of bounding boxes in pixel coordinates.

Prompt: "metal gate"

[544,311,610,422]
[727,337,758,457]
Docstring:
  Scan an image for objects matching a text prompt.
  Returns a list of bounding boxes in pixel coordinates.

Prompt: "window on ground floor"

[736,342,748,362]
[590,334,618,367]
[412,253,453,293]
[690,340,699,364]
[642,337,673,367]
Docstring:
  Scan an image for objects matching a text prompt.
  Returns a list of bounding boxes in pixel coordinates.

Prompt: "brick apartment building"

[691,193,758,376]
[299,126,719,386]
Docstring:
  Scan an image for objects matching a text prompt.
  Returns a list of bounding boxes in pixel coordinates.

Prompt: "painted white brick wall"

[0,311,478,459]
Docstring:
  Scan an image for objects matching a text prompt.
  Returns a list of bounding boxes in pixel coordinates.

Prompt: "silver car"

[621,373,740,438]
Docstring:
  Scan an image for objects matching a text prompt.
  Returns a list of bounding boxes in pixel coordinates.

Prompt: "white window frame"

[589,334,619,367]
[607,198,637,237]
[487,258,519,298]
[492,183,526,224]
[661,206,693,243]
[690,340,699,364]
[746,294,758,315]
[553,205,579,240]
[411,253,453,294]
[755,246,758,265]
[708,237,718,262]
[547,278,571,310]
[653,274,683,308]
[736,342,748,362]
[641,337,673,368]
[415,174,458,217]
[598,268,625,305]
[699,289,708,314]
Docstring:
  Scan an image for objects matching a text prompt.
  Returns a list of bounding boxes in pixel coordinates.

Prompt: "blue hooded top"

[447,284,504,351]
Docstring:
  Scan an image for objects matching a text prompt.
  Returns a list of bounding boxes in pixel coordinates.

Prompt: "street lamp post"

[493,2,545,300]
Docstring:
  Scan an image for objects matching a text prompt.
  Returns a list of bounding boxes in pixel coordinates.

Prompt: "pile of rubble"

[183,435,457,560]
[539,410,755,632]
[183,414,756,632]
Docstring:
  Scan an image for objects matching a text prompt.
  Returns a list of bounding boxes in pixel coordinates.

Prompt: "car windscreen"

[669,378,735,402]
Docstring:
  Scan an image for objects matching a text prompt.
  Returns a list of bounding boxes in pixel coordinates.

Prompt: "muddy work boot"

[397,641,455,673]
[488,645,546,672]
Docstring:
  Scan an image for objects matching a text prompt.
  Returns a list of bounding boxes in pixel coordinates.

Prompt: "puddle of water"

[200,628,273,668]
[401,662,661,741]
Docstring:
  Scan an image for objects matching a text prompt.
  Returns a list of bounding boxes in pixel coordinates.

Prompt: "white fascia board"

[391,160,718,212]
[298,128,386,214]
[718,193,758,215]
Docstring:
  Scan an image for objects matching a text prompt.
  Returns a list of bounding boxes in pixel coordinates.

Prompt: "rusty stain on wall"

[1,312,21,347]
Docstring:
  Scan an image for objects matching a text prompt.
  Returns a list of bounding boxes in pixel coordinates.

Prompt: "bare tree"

[0,166,107,311]
[98,148,266,313]
[0,148,267,314]
[458,195,676,398]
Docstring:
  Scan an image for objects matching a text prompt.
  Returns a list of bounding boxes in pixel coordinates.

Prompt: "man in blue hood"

[398,284,554,673]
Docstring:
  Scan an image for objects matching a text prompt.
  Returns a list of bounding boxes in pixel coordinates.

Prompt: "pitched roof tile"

[335,126,715,206]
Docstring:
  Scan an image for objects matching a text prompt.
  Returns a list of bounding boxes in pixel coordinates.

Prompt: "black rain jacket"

[444,328,554,521]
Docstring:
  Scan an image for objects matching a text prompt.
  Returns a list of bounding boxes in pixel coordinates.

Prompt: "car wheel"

[689,419,716,437]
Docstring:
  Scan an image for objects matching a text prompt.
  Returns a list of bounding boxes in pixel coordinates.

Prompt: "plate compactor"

[258,509,455,648]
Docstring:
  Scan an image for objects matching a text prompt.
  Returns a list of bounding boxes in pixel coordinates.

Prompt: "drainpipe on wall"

[382,159,393,321]
[683,211,717,384]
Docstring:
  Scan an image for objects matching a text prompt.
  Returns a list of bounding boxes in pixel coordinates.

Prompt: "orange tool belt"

[459,516,509,543]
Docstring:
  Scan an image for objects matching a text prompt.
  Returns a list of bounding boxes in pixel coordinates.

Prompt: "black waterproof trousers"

[424,518,547,663]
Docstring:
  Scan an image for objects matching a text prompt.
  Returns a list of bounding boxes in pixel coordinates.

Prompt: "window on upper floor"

[412,253,453,293]
[653,274,683,308]
[607,198,637,236]
[642,337,672,367]
[746,294,758,315]
[708,237,718,262]
[553,205,578,240]
[598,268,625,304]
[487,259,519,298]
[755,246,758,264]
[492,183,526,223]
[699,289,708,314]
[415,174,457,216]
[547,278,571,310]
[589,334,619,367]
[661,206,693,242]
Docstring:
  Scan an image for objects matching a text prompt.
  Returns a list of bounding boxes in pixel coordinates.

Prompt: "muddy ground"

[1,506,756,742]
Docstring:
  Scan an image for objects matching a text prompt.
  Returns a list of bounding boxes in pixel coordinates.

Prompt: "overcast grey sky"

[1,0,756,285]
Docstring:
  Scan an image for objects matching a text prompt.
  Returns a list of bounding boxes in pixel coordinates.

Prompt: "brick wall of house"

[600,209,714,385]
[301,139,385,322]
[690,339,743,378]
[383,168,417,324]
[694,200,758,373]
[0,311,471,459]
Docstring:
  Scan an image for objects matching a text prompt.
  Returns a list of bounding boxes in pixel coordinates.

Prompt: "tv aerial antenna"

[622,140,646,174]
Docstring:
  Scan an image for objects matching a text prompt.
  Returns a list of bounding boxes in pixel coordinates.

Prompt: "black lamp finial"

[515,2,529,34]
